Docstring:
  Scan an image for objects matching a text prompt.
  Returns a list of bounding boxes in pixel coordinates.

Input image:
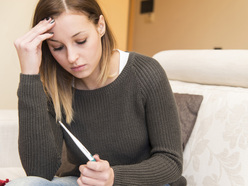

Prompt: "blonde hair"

[33,0,116,123]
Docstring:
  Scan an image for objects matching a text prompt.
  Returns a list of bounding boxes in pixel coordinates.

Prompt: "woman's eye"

[53,46,64,51]
[77,40,86,45]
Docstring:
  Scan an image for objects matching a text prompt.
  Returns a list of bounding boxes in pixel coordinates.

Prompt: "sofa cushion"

[0,110,26,180]
[170,80,248,186]
[174,93,203,150]
[0,110,21,168]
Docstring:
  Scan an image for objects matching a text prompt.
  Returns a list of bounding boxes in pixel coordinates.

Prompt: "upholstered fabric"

[170,80,248,186]
[153,50,248,88]
[0,110,21,168]
[0,110,25,180]
[174,93,203,150]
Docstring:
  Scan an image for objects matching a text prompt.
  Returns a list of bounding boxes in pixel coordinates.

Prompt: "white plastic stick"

[59,121,95,161]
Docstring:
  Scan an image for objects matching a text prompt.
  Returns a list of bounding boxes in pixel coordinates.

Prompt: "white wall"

[0,0,39,109]
[0,0,129,109]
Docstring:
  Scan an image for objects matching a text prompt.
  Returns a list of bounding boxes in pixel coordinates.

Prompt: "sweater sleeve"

[112,55,183,185]
[17,74,63,180]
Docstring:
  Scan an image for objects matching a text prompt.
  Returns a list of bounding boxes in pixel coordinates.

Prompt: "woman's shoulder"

[129,52,160,66]
[128,52,167,81]
[127,52,169,93]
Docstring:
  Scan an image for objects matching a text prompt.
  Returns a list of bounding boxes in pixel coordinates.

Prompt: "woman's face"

[47,12,105,82]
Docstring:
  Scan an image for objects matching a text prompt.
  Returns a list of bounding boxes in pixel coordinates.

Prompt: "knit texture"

[17,52,184,185]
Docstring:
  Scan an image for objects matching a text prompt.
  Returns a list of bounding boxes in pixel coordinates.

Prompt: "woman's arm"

[112,56,183,185]
[15,18,63,180]
[18,74,63,180]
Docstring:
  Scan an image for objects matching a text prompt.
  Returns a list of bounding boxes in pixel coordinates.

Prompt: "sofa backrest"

[153,50,248,88]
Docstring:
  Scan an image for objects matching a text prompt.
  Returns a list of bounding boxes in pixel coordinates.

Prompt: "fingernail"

[42,17,49,21]
[50,19,55,24]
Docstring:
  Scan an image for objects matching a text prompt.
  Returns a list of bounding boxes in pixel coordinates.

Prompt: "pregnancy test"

[59,121,96,161]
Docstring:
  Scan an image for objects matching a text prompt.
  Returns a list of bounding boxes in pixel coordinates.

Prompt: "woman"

[10,0,185,185]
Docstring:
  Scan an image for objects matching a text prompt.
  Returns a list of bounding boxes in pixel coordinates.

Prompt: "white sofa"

[0,110,25,180]
[153,50,248,186]
[1,50,248,186]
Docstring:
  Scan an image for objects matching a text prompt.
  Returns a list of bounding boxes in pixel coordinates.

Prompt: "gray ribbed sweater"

[17,52,183,185]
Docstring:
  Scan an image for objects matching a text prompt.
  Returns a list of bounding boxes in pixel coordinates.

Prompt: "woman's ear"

[98,15,106,37]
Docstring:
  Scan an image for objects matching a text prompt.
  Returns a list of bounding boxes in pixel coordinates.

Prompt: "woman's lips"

[71,65,86,72]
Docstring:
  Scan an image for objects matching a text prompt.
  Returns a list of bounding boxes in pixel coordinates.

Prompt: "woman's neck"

[75,50,120,90]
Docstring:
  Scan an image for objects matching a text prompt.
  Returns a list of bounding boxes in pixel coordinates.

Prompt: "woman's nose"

[67,47,79,63]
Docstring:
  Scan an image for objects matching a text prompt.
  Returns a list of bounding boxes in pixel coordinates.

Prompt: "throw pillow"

[174,93,203,150]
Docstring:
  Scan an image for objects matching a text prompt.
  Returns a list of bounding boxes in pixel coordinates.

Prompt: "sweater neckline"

[73,52,135,94]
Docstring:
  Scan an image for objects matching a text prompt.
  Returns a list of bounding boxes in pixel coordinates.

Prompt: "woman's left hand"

[77,154,114,186]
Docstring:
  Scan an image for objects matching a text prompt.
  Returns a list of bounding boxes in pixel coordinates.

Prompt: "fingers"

[77,175,105,186]
[14,18,55,50]
[93,154,100,161]
[14,17,55,74]
[78,156,114,186]
[78,167,114,186]
[80,164,109,180]
[86,155,110,172]
[22,18,55,43]
[87,160,110,172]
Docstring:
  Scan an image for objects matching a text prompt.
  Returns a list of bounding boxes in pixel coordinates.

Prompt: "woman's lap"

[6,176,170,186]
[6,176,78,186]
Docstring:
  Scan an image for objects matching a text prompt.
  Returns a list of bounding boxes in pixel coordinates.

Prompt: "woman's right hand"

[14,17,55,74]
